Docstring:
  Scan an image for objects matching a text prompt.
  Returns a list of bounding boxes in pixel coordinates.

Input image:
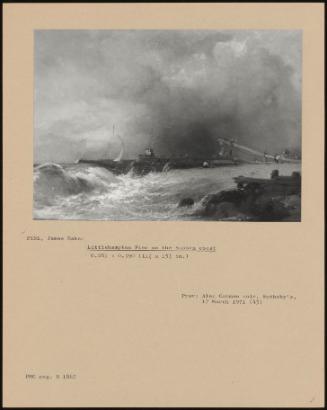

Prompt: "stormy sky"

[34,30,302,163]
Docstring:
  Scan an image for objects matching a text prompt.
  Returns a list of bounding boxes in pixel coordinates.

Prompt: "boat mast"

[107,124,115,159]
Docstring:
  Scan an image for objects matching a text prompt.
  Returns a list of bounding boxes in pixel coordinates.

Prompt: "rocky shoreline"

[179,170,301,222]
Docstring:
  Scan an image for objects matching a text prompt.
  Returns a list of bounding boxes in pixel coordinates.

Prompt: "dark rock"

[210,201,238,218]
[197,182,299,221]
[281,194,301,209]
[201,200,249,219]
[250,197,290,221]
[202,189,245,207]
[279,194,301,221]
[243,182,265,196]
[179,197,195,207]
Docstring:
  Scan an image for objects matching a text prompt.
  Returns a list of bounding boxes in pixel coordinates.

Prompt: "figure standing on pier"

[274,153,281,163]
[229,139,235,159]
[264,151,268,162]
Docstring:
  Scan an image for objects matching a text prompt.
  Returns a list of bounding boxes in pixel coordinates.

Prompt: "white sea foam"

[33,162,301,220]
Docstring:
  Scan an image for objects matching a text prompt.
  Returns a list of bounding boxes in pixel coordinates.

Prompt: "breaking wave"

[33,162,301,220]
[34,163,117,206]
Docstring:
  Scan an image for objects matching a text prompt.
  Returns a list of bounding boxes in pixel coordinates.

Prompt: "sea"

[33,162,301,221]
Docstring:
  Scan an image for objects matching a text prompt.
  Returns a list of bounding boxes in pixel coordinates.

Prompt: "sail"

[113,134,125,162]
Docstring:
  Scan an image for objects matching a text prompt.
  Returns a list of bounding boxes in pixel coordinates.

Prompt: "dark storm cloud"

[34,30,301,163]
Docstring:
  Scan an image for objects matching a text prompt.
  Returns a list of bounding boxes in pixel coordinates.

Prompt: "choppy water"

[33,162,301,220]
